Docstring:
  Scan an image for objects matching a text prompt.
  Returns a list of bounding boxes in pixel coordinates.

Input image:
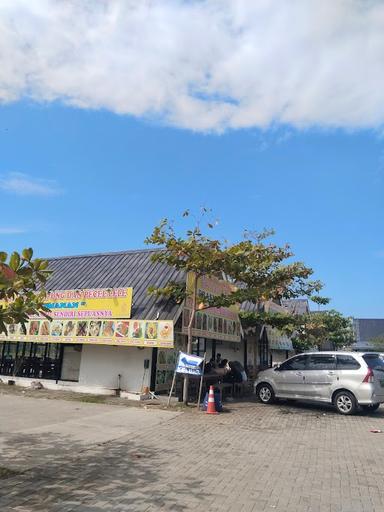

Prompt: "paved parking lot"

[1,392,384,512]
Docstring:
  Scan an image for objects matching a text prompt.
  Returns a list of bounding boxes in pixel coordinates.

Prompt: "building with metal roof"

[46,249,185,321]
[0,248,244,398]
[281,299,310,315]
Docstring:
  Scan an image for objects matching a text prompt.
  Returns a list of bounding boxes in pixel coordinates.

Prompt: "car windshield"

[362,354,384,371]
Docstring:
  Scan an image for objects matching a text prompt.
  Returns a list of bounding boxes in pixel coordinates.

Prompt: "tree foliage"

[241,308,355,353]
[145,212,322,310]
[145,210,324,402]
[291,310,355,352]
[310,296,330,307]
[0,248,51,334]
[240,310,299,334]
[368,335,384,351]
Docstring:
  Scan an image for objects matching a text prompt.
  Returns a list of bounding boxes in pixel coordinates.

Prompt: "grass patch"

[73,394,108,404]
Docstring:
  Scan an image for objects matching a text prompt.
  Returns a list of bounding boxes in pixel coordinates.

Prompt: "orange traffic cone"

[206,385,218,415]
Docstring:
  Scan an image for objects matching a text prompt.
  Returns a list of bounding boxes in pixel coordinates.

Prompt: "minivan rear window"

[336,355,361,370]
[362,354,384,371]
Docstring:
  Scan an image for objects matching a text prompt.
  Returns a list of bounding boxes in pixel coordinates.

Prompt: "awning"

[266,327,293,351]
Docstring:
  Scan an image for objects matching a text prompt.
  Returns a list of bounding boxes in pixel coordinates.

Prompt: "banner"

[40,288,133,319]
[182,273,241,342]
[0,319,174,348]
[176,351,204,376]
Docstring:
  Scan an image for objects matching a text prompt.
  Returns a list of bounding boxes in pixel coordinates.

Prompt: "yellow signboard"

[0,287,175,348]
[40,288,133,319]
[0,319,174,348]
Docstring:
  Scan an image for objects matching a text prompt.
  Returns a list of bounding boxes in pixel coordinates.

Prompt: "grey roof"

[240,301,260,313]
[241,300,295,314]
[45,249,186,321]
[353,319,384,347]
[281,299,310,315]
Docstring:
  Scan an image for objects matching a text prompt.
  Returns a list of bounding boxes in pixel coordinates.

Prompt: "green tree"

[310,295,330,309]
[0,248,51,334]
[291,310,355,352]
[240,303,354,353]
[368,335,384,351]
[146,211,322,403]
[240,310,299,334]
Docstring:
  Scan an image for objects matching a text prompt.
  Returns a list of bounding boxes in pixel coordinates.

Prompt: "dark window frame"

[279,354,308,371]
[306,354,336,371]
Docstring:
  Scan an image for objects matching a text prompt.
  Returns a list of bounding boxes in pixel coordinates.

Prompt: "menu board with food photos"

[0,319,174,348]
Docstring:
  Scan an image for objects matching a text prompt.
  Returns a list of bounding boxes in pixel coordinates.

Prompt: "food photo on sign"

[102,321,115,337]
[131,321,143,338]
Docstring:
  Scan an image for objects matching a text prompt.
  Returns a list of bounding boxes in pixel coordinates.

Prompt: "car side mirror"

[273,364,281,371]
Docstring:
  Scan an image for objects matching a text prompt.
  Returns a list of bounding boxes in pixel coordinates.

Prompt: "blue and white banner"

[176,351,204,376]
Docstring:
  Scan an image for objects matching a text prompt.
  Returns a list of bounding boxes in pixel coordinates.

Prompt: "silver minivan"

[254,352,384,415]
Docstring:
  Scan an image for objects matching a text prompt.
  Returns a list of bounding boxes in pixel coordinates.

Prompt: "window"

[307,355,336,370]
[46,344,60,360]
[336,355,360,370]
[362,354,384,371]
[279,355,308,371]
[192,337,206,356]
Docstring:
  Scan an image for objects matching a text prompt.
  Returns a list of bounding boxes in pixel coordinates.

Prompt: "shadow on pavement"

[0,431,207,512]
[274,399,384,417]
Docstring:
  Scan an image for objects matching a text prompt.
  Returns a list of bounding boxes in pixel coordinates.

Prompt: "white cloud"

[0,1,384,132]
[0,172,61,196]
[0,227,25,234]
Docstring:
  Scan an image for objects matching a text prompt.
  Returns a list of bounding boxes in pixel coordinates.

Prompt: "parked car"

[254,352,384,415]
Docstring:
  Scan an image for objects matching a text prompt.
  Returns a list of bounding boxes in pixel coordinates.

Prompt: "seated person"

[204,358,215,373]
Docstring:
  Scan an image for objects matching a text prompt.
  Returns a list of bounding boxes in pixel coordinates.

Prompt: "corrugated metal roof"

[240,301,259,313]
[240,300,288,314]
[45,249,186,321]
[281,299,310,315]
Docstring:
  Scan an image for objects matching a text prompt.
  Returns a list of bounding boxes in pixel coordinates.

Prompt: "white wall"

[216,341,244,364]
[246,336,258,370]
[271,349,294,365]
[78,345,152,392]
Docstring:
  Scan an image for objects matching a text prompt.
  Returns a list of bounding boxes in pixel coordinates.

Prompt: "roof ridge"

[47,248,163,261]
[355,318,384,321]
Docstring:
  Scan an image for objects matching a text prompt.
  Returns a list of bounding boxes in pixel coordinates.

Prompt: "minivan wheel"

[257,383,275,404]
[334,391,357,415]
[361,403,380,413]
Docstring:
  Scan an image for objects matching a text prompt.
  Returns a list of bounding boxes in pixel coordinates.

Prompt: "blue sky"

[1,1,384,318]
[1,102,383,318]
